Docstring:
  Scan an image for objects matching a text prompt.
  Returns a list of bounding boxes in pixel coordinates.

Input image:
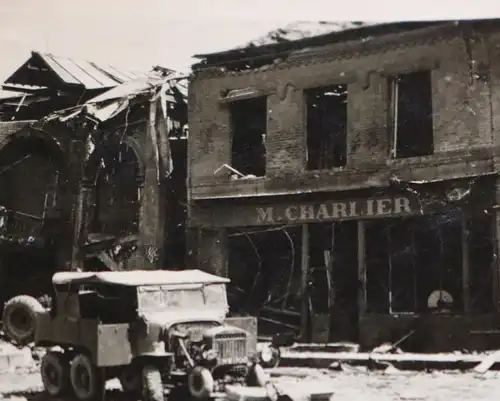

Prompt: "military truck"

[2,269,267,401]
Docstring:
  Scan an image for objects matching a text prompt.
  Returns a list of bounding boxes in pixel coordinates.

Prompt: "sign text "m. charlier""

[256,197,413,224]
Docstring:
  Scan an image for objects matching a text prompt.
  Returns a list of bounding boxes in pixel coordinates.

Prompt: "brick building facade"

[186,20,500,351]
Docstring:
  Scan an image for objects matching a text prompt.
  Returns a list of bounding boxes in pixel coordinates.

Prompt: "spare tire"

[2,295,45,345]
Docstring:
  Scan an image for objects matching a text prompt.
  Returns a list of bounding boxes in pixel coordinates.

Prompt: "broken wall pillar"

[70,181,93,271]
[60,131,88,271]
[133,109,167,270]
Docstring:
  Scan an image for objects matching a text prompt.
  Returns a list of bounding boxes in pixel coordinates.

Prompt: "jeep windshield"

[137,283,227,312]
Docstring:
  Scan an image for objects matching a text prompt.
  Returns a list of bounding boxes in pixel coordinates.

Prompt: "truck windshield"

[137,284,227,311]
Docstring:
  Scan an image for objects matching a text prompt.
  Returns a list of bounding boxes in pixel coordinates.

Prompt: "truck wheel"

[142,365,164,401]
[188,366,214,399]
[119,365,141,394]
[41,351,70,396]
[246,364,268,387]
[70,353,104,401]
[2,295,45,345]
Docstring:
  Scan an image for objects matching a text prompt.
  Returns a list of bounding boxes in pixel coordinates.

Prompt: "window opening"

[229,97,267,177]
[389,70,433,158]
[306,84,347,170]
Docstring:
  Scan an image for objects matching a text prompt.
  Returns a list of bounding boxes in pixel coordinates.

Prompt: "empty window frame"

[306,84,348,170]
[229,97,267,177]
[389,70,434,158]
[365,212,464,314]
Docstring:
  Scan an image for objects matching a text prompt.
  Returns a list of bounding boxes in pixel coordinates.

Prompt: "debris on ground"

[472,350,500,374]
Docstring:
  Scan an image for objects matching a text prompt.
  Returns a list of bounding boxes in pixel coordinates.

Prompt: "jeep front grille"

[214,333,247,365]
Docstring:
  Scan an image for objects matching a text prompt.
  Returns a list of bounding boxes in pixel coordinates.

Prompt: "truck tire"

[188,366,214,399]
[2,295,45,345]
[119,365,141,395]
[142,365,164,401]
[70,353,104,401]
[41,351,70,397]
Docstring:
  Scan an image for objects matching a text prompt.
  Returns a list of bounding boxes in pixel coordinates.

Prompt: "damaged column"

[133,96,169,270]
[61,119,90,271]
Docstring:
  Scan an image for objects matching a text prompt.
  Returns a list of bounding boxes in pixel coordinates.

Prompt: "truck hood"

[139,309,226,328]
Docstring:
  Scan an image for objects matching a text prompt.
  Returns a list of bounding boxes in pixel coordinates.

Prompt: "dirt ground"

[2,365,500,401]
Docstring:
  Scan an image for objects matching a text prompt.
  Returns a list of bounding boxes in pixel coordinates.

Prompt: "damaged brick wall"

[188,25,500,200]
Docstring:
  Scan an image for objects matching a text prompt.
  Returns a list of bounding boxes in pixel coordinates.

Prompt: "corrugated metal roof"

[4,51,148,91]
[36,52,146,89]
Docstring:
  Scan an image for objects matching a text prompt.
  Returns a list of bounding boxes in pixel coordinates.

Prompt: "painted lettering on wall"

[256,196,414,224]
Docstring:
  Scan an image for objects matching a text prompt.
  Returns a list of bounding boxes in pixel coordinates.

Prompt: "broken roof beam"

[1,85,51,94]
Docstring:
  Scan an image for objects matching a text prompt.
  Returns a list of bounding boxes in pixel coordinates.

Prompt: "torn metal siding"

[44,72,188,124]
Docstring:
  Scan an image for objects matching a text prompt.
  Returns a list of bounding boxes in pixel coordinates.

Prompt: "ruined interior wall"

[188,28,497,200]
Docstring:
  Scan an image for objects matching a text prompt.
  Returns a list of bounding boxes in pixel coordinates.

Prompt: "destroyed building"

[186,19,500,352]
[0,53,188,309]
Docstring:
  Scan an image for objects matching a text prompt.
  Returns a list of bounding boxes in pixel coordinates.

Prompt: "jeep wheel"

[41,351,70,397]
[2,295,45,345]
[70,353,104,401]
[142,365,164,401]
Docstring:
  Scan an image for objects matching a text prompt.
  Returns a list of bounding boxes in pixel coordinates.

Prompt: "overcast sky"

[0,0,498,83]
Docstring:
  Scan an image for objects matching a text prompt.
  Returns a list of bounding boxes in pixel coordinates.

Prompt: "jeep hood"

[139,309,226,328]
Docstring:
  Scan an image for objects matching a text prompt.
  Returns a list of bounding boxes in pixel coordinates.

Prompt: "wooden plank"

[473,350,500,373]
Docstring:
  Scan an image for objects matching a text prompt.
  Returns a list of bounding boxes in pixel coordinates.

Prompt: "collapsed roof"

[0,50,156,121]
[192,19,499,71]
[43,69,188,124]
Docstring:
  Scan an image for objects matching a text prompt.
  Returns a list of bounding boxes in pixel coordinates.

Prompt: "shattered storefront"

[190,175,498,351]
